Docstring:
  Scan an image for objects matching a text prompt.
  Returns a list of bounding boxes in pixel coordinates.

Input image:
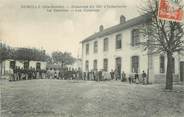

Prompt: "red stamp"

[158,0,183,22]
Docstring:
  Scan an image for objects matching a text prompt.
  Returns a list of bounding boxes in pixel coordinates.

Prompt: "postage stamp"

[158,0,183,22]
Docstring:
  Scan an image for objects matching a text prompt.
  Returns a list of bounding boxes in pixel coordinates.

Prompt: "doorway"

[24,61,29,69]
[115,57,121,80]
[180,62,184,82]
[10,61,16,69]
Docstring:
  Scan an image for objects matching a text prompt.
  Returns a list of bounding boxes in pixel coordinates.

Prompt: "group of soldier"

[82,69,148,84]
[9,67,46,81]
[82,69,126,81]
[9,67,83,81]
[127,71,148,84]
[8,67,148,85]
[46,68,82,80]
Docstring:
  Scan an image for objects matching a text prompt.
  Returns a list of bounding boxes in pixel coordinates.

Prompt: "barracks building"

[81,14,184,83]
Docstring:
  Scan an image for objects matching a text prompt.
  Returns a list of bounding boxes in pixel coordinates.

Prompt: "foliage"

[14,48,47,61]
[0,43,48,62]
[45,54,52,63]
[0,43,15,62]
[52,51,76,66]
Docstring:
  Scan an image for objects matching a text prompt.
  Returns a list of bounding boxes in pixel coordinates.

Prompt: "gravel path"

[0,79,184,117]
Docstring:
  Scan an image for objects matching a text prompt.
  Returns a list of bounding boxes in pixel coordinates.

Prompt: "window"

[131,29,140,46]
[36,62,41,70]
[85,60,89,71]
[93,60,97,70]
[24,61,29,69]
[10,61,16,69]
[160,56,165,73]
[103,38,108,51]
[86,43,89,55]
[103,59,108,72]
[116,34,122,49]
[172,57,175,73]
[94,41,98,53]
[131,56,139,73]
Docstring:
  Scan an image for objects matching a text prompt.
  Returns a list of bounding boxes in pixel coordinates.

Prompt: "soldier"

[98,70,102,81]
[102,70,105,81]
[114,69,119,80]
[17,67,21,81]
[13,67,17,81]
[91,70,94,81]
[82,72,85,80]
[128,75,132,84]
[42,70,46,79]
[58,71,61,79]
[36,70,39,79]
[135,73,139,84]
[142,71,147,85]
[28,68,31,80]
[15,67,19,81]
[20,68,24,80]
[31,68,34,79]
[89,71,92,81]
[110,69,114,80]
[25,69,29,80]
[121,71,126,82]
[86,71,89,80]
[33,68,36,79]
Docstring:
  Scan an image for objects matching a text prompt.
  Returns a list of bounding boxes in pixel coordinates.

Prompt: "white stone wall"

[82,26,148,75]
[150,52,182,83]
[67,60,82,70]
[16,60,24,68]
[152,53,180,75]
[40,61,47,70]
[1,59,47,76]
[1,59,13,75]
[29,61,47,70]
[82,25,184,83]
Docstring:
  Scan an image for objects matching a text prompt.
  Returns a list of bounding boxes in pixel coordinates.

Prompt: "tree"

[0,43,15,62]
[45,54,52,64]
[14,48,47,61]
[52,51,76,67]
[0,43,48,62]
[140,0,184,90]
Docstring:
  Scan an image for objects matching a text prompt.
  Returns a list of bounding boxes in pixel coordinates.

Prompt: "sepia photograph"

[0,0,184,117]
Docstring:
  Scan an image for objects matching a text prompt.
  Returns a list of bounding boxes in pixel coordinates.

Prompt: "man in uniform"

[142,71,147,85]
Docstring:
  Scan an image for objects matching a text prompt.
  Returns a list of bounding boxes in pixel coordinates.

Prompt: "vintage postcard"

[0,0,184,117]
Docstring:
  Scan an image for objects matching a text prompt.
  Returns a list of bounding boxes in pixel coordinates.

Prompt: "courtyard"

[0,79,184,117]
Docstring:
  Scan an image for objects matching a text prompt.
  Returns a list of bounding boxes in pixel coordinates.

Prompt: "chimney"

[99,25,104,32]
[120,15,126,24]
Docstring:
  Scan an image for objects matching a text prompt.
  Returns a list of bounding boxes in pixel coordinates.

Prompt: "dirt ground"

[0,79,184,117]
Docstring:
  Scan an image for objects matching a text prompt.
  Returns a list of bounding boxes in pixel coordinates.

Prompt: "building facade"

[0,59,47,77]
[66,59,82,71]
[81,14,184,83]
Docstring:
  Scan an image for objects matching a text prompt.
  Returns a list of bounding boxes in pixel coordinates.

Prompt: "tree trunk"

[166,52,173,90]
[0,61,2,78]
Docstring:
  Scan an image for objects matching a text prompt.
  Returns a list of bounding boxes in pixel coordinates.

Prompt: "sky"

[0,0,142,57]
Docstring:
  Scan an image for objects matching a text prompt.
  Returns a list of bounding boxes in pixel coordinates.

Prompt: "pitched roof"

[81,14,152,43]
